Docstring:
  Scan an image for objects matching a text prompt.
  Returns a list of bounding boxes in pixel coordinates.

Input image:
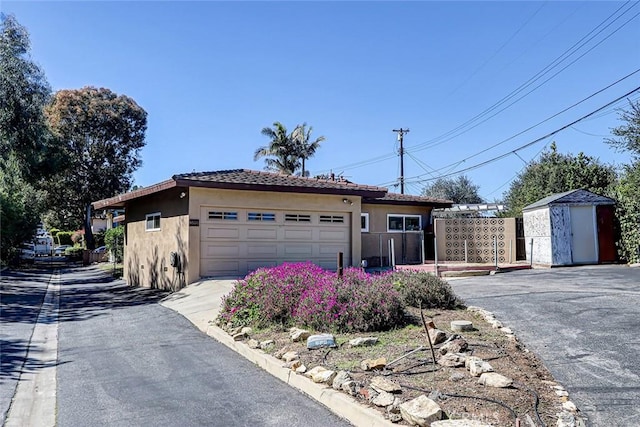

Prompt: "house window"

[361,213,369,232]
[387,214,422,232]
[145,212,161,231]
[285,214,311,222]
[208,211,238,220]
[248,212,276,221]
[320,215,344,223]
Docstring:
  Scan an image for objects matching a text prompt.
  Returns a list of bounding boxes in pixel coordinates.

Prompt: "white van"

[33,235,53,256]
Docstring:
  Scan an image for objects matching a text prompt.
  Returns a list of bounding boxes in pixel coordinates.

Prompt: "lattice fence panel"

[435,218,516,263]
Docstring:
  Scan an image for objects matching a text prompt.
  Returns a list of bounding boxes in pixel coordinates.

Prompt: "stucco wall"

[523,207,552,265]
[360,204,432,265]
[550,205,573,265]
[124,188,189,290]
[188,187,362,280]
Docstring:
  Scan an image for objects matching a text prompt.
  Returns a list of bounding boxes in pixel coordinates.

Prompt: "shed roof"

[93,169,388,210]
[523,189,615,211]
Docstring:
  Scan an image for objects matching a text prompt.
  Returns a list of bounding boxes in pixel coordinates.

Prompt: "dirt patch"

[242,308,565,426]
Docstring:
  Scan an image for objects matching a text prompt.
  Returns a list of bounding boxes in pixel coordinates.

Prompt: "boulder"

[247,339,260,349]
[372,391,396,407]
[332,371,352,390]
[464,356,482,370]
[306,333,336,349]
[400,395,442,426]
[439,336,468,355]
[431,420,493,427]
[370,376,402,393]
[305,366,327,378]
[437,353,466,368]
[349,337,379,347]
[428,329,447,345]
[311,369,336,384]
[556,410,577,427]
[341,380,358,395]
[282,351,299,362]
[273,346,290,359]
[361,357,387,371]
[469,360,494,377]
[478,372,513,388]
[289,327,311,342]
[294,364,307,374]
[240,326,253,335]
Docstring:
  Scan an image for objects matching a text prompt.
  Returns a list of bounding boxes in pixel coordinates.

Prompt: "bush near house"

[56,231,74,246]
[218,263,462,333]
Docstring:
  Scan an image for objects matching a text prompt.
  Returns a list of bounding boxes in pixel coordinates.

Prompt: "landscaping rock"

[449,372,466,382]
[488,319,503,329]
[289,327,311,342]
[361,357,387,371]
[465,355,482,370]
[247,339,259,349]
[400,395,443,426]
[305,366,326,378]
[332,371,352,390]
[259,340,275,350]
[341,380,358,395]
[469,360,494,377]
[349,337,379,347]
[478,372,513,388]
[372,391,396,407]
[311,369,336,384]
[428,328,447,345]
[562,401,578,412]
[294,364,307,374]
[388,412,403,423]
[232,332,247,341]
[437,353,466,367]
[439,336,468,355]
[282,351,299,362]
[273,346,290,359]
[431,420,493,427]
[370,376,402,393]
[556,410,577,427]
[240,326,252,335]
[306,333,336,349]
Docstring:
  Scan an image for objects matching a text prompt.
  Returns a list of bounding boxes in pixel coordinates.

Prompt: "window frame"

[386,214,422,232]
[145,212,161,232]
[361,213,369,232]
[208,211,238,221]
[247,212,276,222]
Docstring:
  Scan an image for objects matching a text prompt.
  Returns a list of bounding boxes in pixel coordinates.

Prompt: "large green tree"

[502,142,617,217]
[291,123,325,177]
[422,175,483,204]
[606,100,640,263]
[255,121,325,176]
[0,14,54,262]
[254,122,299,175]
[44,86,147,248]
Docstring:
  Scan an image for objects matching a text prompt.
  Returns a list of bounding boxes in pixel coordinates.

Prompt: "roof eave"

[92,179,178,210]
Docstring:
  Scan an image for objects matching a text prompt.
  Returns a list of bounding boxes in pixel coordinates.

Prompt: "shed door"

[570,206,597,264]
[596,205,616,263]
[199,207,351,278]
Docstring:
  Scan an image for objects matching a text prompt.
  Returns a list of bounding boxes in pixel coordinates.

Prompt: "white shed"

[522,189,616,266]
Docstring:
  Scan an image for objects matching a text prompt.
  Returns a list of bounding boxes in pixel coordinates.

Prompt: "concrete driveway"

[449,265,640,427]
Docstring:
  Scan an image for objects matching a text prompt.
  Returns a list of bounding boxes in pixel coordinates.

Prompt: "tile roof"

[173,169,388,196]
[523,189,615,211]
[364,192,453,207]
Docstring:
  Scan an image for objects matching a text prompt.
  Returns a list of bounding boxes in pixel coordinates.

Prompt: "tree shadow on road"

[0,338,67,383]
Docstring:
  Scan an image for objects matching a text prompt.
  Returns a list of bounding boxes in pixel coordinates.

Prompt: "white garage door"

[200,207,351,277]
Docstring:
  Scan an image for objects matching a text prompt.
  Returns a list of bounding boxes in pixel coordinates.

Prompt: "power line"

[403,85,640,186]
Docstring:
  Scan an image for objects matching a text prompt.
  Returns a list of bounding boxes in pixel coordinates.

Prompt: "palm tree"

[292,123,325,177]
[254,122,300,175]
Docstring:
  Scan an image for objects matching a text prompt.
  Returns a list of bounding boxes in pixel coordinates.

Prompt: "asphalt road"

[0,268,53,425]
[450,265,640,427]
[3,266,351,427]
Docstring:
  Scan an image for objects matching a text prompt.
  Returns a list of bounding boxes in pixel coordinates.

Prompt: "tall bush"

[104,225,124,262]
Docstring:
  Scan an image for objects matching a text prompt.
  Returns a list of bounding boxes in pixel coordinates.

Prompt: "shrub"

[389,270,463,309]
[105,226,124,262]
[56,231,74,246]
[66,247,83,260]
[219,263,406,333]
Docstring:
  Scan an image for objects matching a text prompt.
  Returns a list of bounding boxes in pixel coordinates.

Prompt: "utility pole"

[392,128,409,194]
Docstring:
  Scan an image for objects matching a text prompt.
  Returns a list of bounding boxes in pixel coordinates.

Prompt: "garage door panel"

[247,244,278,256]
[247,260,278,271]
[284,244,313,255]
[284,229,313,240]
[202,259,240,276]
[246,228,278,239]
[319,229,349,240]
[203,244,240,257]
[206,227,239,239]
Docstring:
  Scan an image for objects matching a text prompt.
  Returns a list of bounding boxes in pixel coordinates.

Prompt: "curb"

[441,270,491,278]
[205,325,395,427]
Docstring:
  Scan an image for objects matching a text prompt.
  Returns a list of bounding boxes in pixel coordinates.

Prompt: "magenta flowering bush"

[218,263,455,332]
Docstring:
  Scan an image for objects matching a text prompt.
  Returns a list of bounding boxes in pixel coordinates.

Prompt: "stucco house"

[92,169,451,290]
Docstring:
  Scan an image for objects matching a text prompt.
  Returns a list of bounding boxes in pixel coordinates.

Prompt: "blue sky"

[3,1,639,201]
